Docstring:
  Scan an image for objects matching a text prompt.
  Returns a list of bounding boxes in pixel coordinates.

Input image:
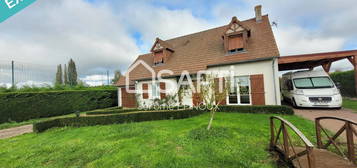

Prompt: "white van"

[281,70,342,108]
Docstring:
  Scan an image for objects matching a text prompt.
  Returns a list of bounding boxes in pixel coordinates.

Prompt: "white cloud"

[0,0,140,77]
[120,2,213,44]
[273,26,345,55]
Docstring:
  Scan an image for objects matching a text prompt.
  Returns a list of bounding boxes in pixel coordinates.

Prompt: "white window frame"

[151,82,160,99]
[226,76,252,105]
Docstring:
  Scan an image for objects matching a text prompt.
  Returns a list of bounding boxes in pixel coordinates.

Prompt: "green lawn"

[0,113,315,168]
[343,98,357,112]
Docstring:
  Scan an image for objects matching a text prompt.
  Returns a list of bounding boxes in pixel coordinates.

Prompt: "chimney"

[255,5,262,22]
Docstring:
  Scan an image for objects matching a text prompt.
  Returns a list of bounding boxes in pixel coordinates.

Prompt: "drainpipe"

[272,57,278,105]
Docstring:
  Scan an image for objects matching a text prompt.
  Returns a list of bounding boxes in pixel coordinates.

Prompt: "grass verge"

[343,98,357,112]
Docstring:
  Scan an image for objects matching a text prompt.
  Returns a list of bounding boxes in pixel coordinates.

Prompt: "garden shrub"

[217,105,294,115]
[33,109,206,132]
[330,70,355,97]
[0,90,117,123]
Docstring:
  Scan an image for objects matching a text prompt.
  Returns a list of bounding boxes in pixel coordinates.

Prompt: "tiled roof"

[116,15,279,86]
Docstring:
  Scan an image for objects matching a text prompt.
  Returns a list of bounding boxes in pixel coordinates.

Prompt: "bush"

[330,70,356,97]
[0,90,117,123]
[33,109,206,132]
[217,105,294,115]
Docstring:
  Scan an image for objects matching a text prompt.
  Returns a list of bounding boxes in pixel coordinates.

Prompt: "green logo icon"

[0,0,37,23]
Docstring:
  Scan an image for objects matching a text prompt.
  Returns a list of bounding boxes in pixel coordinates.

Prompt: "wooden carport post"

[347,56,357,95]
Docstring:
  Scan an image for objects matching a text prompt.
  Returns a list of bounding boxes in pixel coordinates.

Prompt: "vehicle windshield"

[293,77,334,89]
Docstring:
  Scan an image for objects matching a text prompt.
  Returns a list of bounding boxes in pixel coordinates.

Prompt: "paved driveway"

[294,108,357,137]
[0,125,33,139]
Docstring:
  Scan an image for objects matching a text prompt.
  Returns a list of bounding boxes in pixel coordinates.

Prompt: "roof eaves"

[207,56,277,68]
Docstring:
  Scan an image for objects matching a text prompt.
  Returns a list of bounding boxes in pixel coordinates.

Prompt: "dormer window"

[223,16,250,54]
[228,34,244,53]
[150,38,174,66]
[153,51,164,65]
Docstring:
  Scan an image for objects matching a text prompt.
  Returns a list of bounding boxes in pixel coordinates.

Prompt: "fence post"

[306,146,316,168]
[282,122,290,159]
[315,119,323,148]
[11,60,14,88]
[346,122,355,164]
[270,118,275,149]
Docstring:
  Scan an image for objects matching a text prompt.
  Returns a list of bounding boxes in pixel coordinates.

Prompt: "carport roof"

[278,49,357,71]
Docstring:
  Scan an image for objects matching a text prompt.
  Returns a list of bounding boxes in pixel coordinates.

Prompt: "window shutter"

[192,81,203,106]
[160,82,166,99]
[154,51,164,64]
[228,35,243,50]
[250,74,265,105]
[214,78,226,105]
[142,83,148,99]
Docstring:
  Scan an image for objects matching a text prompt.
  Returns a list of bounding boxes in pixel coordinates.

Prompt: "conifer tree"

[55,64,63,85]
[63,64,68,85]
[68,59,78,86]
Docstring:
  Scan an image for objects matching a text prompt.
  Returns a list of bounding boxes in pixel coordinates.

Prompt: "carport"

[278,49,357,94]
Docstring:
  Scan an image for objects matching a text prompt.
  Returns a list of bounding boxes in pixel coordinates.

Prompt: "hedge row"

[0,90,117,123]
[86,107,138,115]
[217,105,294,115]
[330,70,356,97]
[34,109,205,132]
[85,106,190,115]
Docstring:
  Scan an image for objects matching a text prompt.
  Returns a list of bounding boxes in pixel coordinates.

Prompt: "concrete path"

[0,125,33,139]
[294,108,357,139]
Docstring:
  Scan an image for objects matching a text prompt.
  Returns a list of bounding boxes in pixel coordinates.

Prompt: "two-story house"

[116,5,281,108]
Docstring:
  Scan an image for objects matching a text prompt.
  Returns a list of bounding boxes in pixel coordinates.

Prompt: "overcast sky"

[0,0,356,85]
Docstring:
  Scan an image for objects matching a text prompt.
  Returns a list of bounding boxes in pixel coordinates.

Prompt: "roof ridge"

[163,15,268,42]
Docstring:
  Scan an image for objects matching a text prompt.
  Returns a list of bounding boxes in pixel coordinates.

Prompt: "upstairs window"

[153,51,164,66]
[228,34,244,53]
[151,38,174,66]
[223,16,249,54]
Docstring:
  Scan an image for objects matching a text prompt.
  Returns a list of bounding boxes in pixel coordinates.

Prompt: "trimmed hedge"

[0,90,117,123]
[85,106,190,115]
[217,105,294,115]
[86,108,138,115]
[33,105,294,132]
[33,109,206,132]
[330,70,356,97]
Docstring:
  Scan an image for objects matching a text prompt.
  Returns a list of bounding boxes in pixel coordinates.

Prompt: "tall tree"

[111,70,122,84]
[63,64,68,85]
[68,59,78,86]
[55,64,63,85]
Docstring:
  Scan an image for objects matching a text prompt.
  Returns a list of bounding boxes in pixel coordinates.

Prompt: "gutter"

[272,57,278,105]
[207,56,276,68]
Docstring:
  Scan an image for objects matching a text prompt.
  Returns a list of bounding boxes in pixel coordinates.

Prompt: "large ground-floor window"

[228,76,251,105]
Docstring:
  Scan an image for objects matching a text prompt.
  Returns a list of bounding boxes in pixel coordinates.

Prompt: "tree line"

[55,59,78,86]
[55,59,122,86]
